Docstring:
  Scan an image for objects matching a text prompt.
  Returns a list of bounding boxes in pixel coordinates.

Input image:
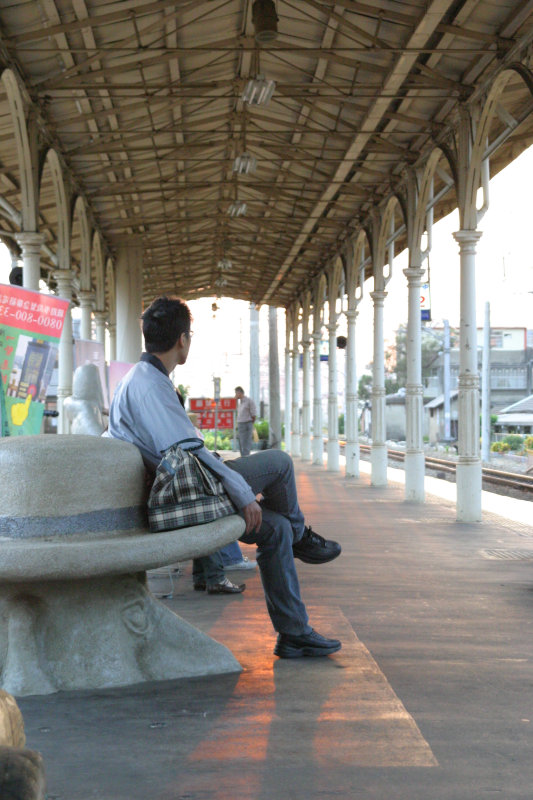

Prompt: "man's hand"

[242,500,262,534]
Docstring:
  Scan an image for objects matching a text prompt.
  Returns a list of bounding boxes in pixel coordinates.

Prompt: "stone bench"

[0,435,245,696]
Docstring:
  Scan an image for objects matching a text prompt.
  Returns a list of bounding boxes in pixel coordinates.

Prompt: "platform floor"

[18,458,533,800]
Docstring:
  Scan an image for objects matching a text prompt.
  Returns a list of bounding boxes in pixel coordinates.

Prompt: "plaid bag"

[147,437,236,532]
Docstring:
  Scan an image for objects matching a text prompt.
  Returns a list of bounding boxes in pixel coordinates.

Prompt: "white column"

[94,312,107,345]
[268,306,281,449]
[53,269,76,434]
[78,291,94,340]
[345,309,359,477]
[403,267,426,502]
[107,322,117,362]
[481,301,491,463]
[249,303,260,411]
[370,290,387,486]
[327,321,339,471]
[454,230,483,522]
[291,345,301,457]
[284,345,292,454]
[301,337,312,460]
[115,241,143,363]
[15,232,44,291]
[312,331,323,465]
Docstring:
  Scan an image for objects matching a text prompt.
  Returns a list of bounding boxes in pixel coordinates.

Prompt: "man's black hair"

[235,386,244,394]
[142,296,192,353]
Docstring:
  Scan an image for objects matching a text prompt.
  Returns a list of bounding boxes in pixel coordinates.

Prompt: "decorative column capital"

[301,337,311,350]
[345,309,358,322]
[15,232,45,252]
[53,269,76,300]
[453,229,483,252]
[94,310,108,323]
[78,290,95,309]
[107,321,116,334]
[326,322,338,335]
[312,330,322,342]
[370,290,387,305]
[403,267,425,286]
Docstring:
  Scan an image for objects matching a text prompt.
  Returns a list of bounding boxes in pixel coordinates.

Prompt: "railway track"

[336,441,533,497]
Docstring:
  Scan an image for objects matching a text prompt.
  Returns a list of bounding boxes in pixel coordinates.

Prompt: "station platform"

[18,456,533,800]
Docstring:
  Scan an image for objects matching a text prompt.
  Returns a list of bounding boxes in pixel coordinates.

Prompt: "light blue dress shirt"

[108,360,256,510]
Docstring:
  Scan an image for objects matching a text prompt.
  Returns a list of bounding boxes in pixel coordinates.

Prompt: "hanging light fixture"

[241,74,276,106]
[214,276,228,288]
[227,201,247,217]
[217,258,233,271]
[233,151,257,174]
[252,0,278,43]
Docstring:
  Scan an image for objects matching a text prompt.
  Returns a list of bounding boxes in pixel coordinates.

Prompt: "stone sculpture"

[63,363,106,435]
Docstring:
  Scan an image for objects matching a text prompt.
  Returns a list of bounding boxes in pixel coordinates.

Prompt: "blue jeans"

[227,450,311,636]
[219,541,243,566]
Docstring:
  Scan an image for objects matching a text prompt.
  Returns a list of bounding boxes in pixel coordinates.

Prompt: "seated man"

[108,296,342,658]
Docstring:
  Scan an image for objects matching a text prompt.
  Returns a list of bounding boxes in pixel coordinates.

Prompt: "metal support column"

[115,241,143,364]
[78,291,94,340]
[370,290,388,486]
[291,342,301,458]
[454,230,483,522]
[249,303,260,412]
[345,309,359,477]
[403,267,426,502]
[301,336,312,460]
[15,232,44,291]
[268,306,281,449]
[53,269,76,434]
[327,319,339,472]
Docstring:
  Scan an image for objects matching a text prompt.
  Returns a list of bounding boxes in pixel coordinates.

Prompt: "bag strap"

[172,437,204,451]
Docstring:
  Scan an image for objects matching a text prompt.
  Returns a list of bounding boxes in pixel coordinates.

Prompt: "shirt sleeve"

[249,398,257,418]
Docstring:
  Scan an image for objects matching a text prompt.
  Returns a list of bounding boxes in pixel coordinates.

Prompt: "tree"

[358,374,372,400]
[383,325,456,389]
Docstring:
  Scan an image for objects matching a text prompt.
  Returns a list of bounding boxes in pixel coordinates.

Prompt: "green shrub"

[524,435,533,451]
[338,413,344,435]
[491,441,510,453]
[202,431,232,450]
[502,434,524,451]
[254,419,269,441]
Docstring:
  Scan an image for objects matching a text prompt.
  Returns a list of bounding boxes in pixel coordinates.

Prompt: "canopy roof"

[0,0,532,308]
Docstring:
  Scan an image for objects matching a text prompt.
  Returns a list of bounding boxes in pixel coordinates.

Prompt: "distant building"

[495,395,533,435]
[427,327,533,413]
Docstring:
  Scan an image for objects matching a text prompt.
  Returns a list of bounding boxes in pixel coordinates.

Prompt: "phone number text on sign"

[0,285,69,339]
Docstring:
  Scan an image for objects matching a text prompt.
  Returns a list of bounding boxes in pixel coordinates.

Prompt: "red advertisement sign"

[219,397,237,410]
[190,397,215,411]
[0,287,68,338]
[189,397,236,411]
[196,410,235,429]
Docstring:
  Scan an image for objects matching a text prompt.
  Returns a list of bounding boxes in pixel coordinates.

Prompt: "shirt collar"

[140,352,169,377]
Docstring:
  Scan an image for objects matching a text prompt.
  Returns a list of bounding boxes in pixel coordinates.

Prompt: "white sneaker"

[223,556,257,571]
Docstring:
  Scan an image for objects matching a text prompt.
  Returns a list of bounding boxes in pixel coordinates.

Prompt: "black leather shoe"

[274,629,341,658]
[292,526,341,564]
[207,577,245,594]
[193,582,206,591]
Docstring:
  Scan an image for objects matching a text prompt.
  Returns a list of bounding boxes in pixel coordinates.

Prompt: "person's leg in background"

[238,420,253,456]
[192,552,246,594]
[219,540,257,571]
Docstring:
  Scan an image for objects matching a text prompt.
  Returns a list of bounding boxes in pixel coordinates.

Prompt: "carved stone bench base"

[0,575,242,697]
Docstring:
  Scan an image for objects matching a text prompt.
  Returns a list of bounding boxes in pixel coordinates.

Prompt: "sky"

[0,143,531,397]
